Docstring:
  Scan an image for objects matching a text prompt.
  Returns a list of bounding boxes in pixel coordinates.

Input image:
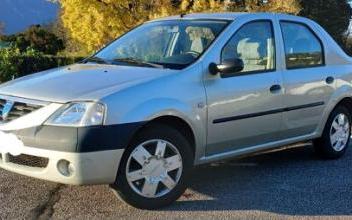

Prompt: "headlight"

[45,102,105,127]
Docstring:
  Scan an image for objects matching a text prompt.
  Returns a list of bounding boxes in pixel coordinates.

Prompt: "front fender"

[107,97,207,164]
[124,98,196,122]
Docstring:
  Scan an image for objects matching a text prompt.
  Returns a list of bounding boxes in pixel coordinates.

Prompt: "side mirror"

[209,58,244,76]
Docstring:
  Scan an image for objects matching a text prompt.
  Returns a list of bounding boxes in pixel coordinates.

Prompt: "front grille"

[8,154,49,168]
[0,98,43,123]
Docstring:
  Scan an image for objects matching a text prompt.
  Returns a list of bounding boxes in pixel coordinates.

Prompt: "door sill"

[197,132,319,165]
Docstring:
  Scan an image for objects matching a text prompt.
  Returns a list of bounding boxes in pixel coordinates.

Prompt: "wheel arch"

[318,92,352,136]
[335,97,352,111]
[130,115,197,160]
[112,97,206,164]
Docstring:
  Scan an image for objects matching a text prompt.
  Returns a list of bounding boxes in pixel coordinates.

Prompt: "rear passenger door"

[279,21,335,139]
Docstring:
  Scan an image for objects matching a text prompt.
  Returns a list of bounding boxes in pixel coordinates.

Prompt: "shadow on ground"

[163,143,352,216]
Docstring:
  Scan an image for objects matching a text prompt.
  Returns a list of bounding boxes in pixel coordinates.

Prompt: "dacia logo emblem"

[2,100,14,120]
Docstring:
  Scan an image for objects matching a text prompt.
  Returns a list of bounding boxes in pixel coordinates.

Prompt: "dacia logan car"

[0,13,351,209]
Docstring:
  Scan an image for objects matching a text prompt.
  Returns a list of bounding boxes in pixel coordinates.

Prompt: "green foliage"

[0,47,81,82]
[1,25,65,55]
[45,19,87,56]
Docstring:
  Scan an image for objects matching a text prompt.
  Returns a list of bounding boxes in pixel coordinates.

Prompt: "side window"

[280,22,324,69]
[222,21,275,73]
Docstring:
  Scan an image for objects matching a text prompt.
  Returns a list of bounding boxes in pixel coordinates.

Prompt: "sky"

[0,0,59,34]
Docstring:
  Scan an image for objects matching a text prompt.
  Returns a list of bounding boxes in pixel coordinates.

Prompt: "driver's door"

[205,20,284,156]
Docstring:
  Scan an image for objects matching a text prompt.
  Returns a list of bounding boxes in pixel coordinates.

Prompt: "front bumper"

[0,95,143,185]
[0,145,124,185]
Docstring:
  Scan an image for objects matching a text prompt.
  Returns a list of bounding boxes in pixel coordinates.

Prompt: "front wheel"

[314,105,351,159]
[111,124,193,209]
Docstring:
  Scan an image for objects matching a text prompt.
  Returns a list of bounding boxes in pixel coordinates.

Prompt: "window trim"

[279,20,326,70]
[220,19,277,78]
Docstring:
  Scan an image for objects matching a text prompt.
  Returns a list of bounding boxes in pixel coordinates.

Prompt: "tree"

[259,0,301,14]
[299,0,352,53]
[0,22,4,36]
[180,0,225,13]
[57,0,301,53]
[59,0,177,52]
[45,18,85,55]
[225,0,301,14]
[1,25,65,55]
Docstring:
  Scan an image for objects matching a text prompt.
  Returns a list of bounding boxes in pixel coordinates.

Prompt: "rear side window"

[280,21,324,69]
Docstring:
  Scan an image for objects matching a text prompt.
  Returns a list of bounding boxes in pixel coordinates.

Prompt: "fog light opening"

[57,159,74,177]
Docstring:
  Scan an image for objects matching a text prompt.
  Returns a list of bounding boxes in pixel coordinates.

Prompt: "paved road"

[1,143,352,220]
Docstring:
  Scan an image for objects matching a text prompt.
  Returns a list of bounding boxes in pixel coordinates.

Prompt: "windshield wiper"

[84,56,110,64]
[112,57,164,69]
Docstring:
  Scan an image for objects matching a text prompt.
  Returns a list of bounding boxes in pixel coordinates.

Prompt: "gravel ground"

[1,143,352,220]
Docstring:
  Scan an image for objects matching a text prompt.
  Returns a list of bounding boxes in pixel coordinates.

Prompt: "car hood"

[0,64,175,103]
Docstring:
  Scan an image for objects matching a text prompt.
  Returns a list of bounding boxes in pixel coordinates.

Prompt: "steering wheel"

[185,51,201,57]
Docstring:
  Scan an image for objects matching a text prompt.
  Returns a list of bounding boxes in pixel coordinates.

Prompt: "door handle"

[270,84,282,93]
[326,76,334,84]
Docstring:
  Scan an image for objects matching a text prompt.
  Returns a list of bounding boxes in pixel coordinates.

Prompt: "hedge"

[0,48,83,83]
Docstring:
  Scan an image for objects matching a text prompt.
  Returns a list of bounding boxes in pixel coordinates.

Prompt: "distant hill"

[0,0,59,34]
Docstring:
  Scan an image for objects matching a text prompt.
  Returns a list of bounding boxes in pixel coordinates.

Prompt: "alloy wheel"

[330,113,350,152]
[125,139,183,198]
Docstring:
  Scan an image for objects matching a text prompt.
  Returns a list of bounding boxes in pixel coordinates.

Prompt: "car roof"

[150,12,304,22]
[153,13,247,21]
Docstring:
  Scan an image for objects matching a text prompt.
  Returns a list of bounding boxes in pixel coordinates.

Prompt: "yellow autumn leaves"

[59,0,301,52]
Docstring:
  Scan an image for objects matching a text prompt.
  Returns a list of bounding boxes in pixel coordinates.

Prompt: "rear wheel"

[314,105,351,159]
[111,124,193,209]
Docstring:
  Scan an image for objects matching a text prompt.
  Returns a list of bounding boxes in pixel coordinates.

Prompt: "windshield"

[92,20,229,69]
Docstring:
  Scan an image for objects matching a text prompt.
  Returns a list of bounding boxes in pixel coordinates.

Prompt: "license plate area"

[0,130,25,156]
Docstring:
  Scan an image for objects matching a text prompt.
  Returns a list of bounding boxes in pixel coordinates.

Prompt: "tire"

[314,105,351,159]
[110,123,193,209]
